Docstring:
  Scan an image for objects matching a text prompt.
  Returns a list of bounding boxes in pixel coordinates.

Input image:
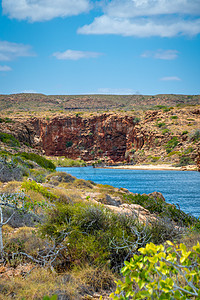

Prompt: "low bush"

[189,129,200,142]
[66,141,73,148]
[162,128,170,135]
[182,130,188,135]
[49,156,86,167]
[39,202,151,270]
[176,155,195,166]
[17,152,55,170]
[167,151,181,157]
[0,132,20,147]
[184,147,194,154]
[21,180,58,202]
[157,122,166,128]
[0,117,13,123]
[133,117,140,124]
[165,137,179,153]
[123,193,199,228]
[170,115,178,119]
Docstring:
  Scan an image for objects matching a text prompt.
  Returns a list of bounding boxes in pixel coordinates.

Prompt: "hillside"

[0,93,199,113]
[0,104,199,169]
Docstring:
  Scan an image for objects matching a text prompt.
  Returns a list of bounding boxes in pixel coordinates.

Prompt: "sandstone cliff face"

[31,115,146,162]
[0,110,199,167]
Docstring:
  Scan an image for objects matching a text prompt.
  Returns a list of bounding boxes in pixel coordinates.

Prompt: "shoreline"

[104,164,198,171]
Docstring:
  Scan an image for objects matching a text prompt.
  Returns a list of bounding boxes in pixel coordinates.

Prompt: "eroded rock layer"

[31,115,145,162]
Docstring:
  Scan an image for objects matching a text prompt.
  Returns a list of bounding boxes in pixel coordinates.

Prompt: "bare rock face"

[30,114,146,162]
[0,119,36,147]
[105,203,156,223]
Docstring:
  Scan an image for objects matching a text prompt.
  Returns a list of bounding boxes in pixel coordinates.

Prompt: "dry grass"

[72,265,117,293]
[0,268,81,300]
[3,227,46,258]
[54,185,83,202]
[1,181,22,193]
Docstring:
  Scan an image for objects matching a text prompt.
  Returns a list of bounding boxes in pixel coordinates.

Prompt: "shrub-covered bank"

[0,152,200,299]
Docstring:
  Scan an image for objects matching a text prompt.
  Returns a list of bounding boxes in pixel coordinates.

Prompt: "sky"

[0,0,200,95]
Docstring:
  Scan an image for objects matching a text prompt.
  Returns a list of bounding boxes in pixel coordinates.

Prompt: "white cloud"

[78,0,200,37]
[104,0,200,18]
[78,15,200,37]
[0,41,35,61]
[0,65,12,71]
[160,76,181,81]
[97,88,135,95]
[141,49,179,60]
[53,49,102,60]
[2,0,91,22]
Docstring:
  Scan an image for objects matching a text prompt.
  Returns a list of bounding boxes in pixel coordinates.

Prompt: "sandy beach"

[106,164,198,171]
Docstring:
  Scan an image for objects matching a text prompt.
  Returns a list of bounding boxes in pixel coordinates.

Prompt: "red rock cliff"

[31,114,147,162]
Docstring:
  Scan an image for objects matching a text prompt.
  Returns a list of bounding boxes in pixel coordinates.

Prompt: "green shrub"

[162,128,170,135]
[21,180,58,202]
[184,147,194,154]
[157,122,166,128]
[123,193,199,228]
[170,115,178,119]
[39,202,151,270]
[49,157,86,167]
[0,117,13,123]
[130,149,136,154]
[165,137,179,153]
[17,152,55,170]
[182,130,188,135]
[176,155,195,166]
[0,132,20,147]
[133,117,140,124]
[152,156,160,162]
[167,151,181,157]
[155,105,170,112]
[66,141,73,148]
[189,129,200,142]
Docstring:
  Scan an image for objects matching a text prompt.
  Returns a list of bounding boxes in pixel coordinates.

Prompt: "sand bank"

[106,164,197,171]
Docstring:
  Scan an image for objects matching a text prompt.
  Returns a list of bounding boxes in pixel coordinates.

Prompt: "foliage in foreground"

[111,241,200,299]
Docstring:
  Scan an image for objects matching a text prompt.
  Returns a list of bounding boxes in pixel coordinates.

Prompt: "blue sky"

[0,0,200,95]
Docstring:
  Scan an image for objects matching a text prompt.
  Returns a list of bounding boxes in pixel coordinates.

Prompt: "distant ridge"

[0,93,199,112]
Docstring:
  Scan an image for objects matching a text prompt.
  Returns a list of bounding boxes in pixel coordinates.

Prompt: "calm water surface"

[57,167,200,218]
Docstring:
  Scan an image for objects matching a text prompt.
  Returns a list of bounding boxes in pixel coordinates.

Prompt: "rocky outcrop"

[30,114,147,162]
[0,111,199,166]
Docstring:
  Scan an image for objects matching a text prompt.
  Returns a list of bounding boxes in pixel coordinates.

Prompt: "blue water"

[57,167,200,218]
